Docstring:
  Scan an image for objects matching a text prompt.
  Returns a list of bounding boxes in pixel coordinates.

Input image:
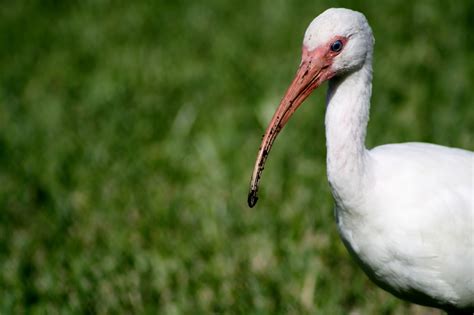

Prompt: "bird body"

[336,143,474,311]
[248,7,474,313]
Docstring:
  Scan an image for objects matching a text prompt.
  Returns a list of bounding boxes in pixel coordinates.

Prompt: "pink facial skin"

[248,36,348,207]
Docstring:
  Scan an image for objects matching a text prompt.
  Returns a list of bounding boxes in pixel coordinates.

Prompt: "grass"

[0,0,472,314]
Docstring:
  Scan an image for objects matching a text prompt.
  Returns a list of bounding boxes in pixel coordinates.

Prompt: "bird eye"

[330,40,343,52]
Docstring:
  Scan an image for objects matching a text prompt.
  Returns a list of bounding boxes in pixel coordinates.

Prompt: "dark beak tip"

[247,191,258,208]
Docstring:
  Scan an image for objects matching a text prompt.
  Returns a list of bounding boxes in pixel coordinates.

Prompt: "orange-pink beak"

[248,46,334,207]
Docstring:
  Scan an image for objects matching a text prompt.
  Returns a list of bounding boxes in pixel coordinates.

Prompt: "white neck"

[325,58,372,209]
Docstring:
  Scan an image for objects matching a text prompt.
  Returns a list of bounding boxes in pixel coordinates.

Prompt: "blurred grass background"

[1,0,473,314]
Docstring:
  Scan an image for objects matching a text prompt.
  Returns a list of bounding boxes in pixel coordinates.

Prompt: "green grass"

[0,0,472,314]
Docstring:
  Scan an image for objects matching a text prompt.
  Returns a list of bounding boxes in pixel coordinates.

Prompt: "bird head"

[248,8,374,207]
[303,8,374,76]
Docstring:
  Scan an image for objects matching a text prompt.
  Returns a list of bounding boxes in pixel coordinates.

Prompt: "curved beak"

[248,47,332,207]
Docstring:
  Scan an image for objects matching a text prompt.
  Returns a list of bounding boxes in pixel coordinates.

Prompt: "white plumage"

[248,8,474,313]
[337,143,473,310]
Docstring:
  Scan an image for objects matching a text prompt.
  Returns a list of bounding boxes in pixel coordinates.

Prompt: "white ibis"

[248,8,474,314]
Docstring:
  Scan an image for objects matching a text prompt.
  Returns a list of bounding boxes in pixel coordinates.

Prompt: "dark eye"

[330,40,343,52]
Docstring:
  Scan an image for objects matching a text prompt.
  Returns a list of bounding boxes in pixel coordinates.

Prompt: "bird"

[247,8,474,314]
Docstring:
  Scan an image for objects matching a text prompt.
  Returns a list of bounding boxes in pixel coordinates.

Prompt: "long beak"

[248,48,330,207]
